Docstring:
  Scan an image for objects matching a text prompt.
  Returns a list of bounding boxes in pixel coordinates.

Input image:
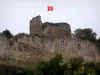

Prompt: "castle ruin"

[0,15,99,65]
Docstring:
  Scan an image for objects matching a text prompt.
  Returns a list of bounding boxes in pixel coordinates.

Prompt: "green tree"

[69,56,84,70]
[73,28,97,43]
[35,54,67,75]
[73,66,96,75]
[2,29,13,39]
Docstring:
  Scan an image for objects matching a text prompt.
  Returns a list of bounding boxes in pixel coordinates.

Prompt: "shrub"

[0,63,34,75]
[94,62,100,75]
[12,33,30,41]
[73,65,96,75]
[35,54,68,75]
[2,29,13,39]
[69,56,84,70]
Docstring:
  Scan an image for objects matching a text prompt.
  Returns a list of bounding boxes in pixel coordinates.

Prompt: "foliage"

[69,56,84,70]
[2,29,13,39]
[73,66,96,75]
[73,28,97,43]
[0,55,100,75]
[94,62,100,75]
[35,55,97,75]
[12,33,30,41]
[0,63,34,75]
[35,54,67,75]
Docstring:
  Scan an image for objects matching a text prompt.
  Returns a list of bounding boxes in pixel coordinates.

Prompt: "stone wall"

[62,38,99,62]
[0,34,55,65]
[30,16,71,39]
[8,35,55,65]
[43,22,71,39]
[0,16,99,66]
[0,33,98,66]
[30,15,42,36]
[0,33,11,63]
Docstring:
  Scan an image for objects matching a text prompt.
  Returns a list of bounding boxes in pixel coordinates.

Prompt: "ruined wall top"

[30,15,71,38]
[30,15,42,36]
[30,15,41,23]
[42,22,71,39]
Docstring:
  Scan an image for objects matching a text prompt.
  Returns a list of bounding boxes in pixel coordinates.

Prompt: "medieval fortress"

[0,15,99,65]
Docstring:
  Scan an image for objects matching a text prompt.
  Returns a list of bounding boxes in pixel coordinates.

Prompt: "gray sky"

[0,0,100,38]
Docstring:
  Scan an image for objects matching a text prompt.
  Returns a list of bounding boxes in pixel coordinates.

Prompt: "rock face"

[0,16,99,65]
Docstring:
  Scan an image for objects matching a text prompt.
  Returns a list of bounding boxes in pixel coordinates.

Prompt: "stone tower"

[30,15,42,36]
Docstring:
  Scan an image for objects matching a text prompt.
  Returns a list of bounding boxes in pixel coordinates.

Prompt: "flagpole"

[47,10,49,22]
[47,6,48,22]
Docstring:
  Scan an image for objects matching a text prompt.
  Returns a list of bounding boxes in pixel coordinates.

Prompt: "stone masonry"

[0,15,99,66]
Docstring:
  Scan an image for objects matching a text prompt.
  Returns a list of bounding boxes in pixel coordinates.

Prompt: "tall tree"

[73,28,97,43]
[2,29,13,39]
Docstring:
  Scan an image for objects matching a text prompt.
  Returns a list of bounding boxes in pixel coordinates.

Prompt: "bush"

[73,66,96,75]
[35,54,67,75]
[2,29,13,39]
[0,55,99,75]
[94,62,100,75]
[35,55,98,75]
[0,63,34,75]
[12,33,30,41]
[69,56,84,70]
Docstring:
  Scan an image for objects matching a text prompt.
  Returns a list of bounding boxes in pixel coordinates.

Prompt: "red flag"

[47,6,54,11]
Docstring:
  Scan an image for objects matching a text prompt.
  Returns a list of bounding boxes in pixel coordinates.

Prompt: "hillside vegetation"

[0,54,100,75]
